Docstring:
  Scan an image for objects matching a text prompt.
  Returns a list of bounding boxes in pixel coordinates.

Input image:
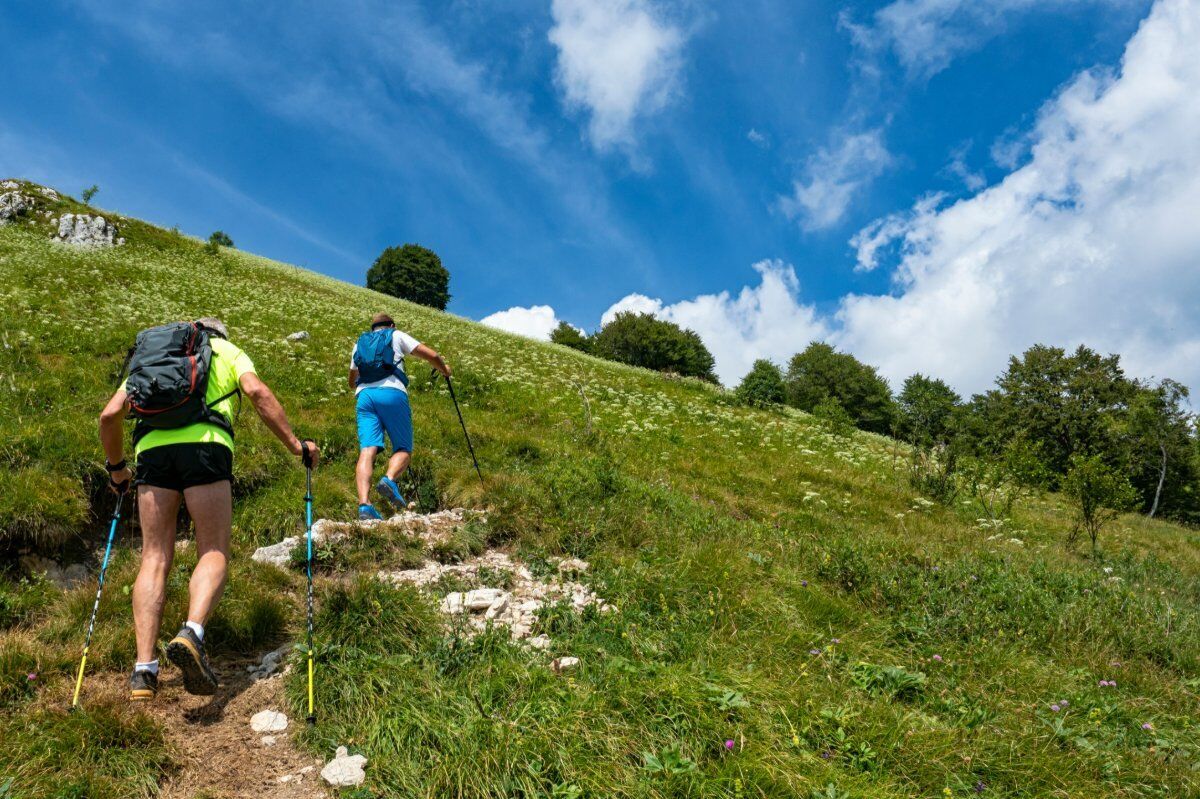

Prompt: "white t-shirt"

[351,329,421,394]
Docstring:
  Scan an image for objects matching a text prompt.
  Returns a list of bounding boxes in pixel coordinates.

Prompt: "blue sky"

[4,0,1198,392]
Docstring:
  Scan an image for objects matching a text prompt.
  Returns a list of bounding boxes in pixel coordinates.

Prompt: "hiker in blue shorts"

[350,312,450,520]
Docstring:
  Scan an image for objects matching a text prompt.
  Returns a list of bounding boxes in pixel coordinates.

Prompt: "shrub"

[366,243,450,310]
[813,396,856,438]
[550,321,591,353]
[1062,454,1138,551]
[80,184,99,205]
[735,359,786,407]
[590,312,716,381]
[209,230,234,248]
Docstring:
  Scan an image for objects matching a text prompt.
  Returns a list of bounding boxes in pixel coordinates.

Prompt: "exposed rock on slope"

[53,213,123,247]
[0,191,34,225]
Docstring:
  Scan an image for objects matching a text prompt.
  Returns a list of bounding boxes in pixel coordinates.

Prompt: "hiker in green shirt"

[99,317,318,701]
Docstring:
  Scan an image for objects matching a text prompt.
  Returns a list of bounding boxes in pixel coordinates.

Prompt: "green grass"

[1,181,1199,797]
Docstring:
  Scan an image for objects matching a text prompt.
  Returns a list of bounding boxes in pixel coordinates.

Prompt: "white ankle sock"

[185,620,205,641]
[134,659,159,675]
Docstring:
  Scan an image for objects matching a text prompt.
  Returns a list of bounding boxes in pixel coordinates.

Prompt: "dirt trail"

[92,651,327,799]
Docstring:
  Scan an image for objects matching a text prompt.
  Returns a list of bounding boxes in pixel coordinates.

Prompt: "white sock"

[134,660,159,675]
[185,620,205,641]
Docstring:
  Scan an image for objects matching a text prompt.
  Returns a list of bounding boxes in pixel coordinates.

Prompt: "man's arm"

[240,372,320,466]
[348,368,359,392]
[412,344,451,377]
[99,390,133,490]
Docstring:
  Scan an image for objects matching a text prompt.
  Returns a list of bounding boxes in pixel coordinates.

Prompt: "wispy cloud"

[778,129,893,231]
[549,0,685,153]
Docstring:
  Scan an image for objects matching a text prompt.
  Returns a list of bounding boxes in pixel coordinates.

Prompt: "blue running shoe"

[375,477,406,512]
[358,503,383,521]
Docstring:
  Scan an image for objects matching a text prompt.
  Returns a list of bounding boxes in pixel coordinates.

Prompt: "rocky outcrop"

[250,520,345,567]
[53,213,123,247]
[0,192,34,225]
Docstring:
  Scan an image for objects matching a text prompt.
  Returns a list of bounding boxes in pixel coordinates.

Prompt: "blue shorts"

[356,388,413,453]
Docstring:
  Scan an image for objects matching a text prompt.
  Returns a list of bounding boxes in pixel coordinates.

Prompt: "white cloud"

[480,305,563,340]
[849,191,945,272]
[747,128,769,148]
[779,130,892,231]
[602,261,828,385]
[548,0,684,150]
[850,0,1132,79]
[837,0,1200,393]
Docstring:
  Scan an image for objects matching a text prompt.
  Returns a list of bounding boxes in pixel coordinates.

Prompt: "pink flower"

[932,654,943,662]
[1142,723,1153,731]
[724,740,735,751]
[26,672,37,681]
[1050,704,1061,712]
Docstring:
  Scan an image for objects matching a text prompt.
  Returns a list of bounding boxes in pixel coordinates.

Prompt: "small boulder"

[0,180,18,190]
[484,593,510,620]
[465,588,505,611]
[286,331,310,342]
[250,709,289,733]
[321,746,368,788]
[38,186,59,201]
[261,735,278,746]
[550,656,580,674]
[440,592,465,614]
[527,634,552,650]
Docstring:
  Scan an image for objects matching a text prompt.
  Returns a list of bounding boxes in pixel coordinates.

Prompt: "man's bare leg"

[356,446,380,504]
[133,485,180,663]
[385,450,411,482]
[183,480,232,626]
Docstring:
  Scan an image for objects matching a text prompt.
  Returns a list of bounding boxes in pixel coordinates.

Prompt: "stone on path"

[250,709,289,733]
[321,746,368,787]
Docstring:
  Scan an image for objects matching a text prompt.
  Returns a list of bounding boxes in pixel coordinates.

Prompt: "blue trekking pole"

[70,484,127,710]
[301,440,317,725]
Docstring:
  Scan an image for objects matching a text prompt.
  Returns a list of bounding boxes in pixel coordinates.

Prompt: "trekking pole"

[70,484,127,711]
[432,370,485,488]
[301,440,317,726]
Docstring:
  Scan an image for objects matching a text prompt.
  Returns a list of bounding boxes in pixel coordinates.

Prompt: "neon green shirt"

[126,337,256,456]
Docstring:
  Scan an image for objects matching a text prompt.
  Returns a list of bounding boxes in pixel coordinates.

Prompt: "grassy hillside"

[1,181,1198,798]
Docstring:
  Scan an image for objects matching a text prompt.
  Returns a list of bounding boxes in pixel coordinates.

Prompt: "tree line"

[737,342,1199,530]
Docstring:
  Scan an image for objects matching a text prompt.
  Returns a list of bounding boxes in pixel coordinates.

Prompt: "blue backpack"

[353,329,408,386]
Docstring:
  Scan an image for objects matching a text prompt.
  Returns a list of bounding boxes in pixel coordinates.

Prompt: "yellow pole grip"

[307,654,314,713]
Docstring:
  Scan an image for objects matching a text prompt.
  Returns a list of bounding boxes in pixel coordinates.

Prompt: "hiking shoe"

[375,477,406,512]
[165,626,218,696]
[129,669,158,701]
[358,503,383,521]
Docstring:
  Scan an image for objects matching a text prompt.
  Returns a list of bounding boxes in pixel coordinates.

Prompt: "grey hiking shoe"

[129,669,158,701]
[166,626,218,696]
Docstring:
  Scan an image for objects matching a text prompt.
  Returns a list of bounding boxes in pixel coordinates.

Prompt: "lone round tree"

[367,244,451,310]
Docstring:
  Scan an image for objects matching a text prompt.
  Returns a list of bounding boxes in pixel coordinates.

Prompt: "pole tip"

[306,714,317,726]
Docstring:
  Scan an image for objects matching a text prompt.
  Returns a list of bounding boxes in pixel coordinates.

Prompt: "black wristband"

[105,459,127,473]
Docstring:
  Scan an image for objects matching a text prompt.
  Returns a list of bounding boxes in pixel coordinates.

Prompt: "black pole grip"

[300,439,315,469]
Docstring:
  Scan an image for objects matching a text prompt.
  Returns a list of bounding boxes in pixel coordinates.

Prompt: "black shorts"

[134,443,233,491]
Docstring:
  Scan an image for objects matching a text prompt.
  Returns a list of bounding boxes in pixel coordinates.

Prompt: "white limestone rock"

[550,656,580,674]
[0,192,34,225]
[286,331,310,342]
[250,709,289,733]
[321,746,368,787]
[53,213,120,247]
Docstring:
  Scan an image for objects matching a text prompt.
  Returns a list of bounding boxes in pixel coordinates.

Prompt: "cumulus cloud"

[779,130,893,231]
[480,305,563,340]
[548,0,684,150]
[837,0,1200,392]
[848,0,1129,79]
[601,261,828,385]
